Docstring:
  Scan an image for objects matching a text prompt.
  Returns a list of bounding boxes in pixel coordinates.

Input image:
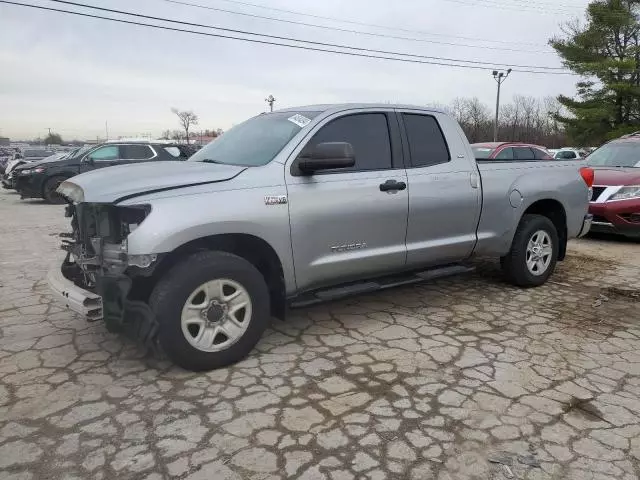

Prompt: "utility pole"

[492,69,511,142]
[47,127,52,136]
[105,121,109,141]
[265,94,276,113]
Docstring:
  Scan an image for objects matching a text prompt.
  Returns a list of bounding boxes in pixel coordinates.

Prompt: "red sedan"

[471,142,554,160]
[586,136,640,239]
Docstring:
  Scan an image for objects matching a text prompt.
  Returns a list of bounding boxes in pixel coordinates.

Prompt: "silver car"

[49,104,593,371]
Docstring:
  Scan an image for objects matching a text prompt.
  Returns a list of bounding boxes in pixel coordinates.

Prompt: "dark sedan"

[14,141,191,203]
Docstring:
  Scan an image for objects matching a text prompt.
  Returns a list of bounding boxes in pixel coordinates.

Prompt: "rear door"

[286,109,409,291]
[120,144,157,165]
[399,110,481,266]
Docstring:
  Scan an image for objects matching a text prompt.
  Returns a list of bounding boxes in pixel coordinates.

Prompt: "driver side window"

[88,145,120,162]
[303,113,392,172]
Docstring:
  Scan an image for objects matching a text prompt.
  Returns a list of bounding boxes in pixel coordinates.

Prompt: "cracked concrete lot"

[1,189,640,480]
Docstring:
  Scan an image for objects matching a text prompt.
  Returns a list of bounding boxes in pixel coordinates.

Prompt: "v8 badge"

[264,195,288,205]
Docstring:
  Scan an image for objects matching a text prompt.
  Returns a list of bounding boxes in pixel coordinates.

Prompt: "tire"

[42,176,67,204]
[501,214,559,288]
[149,251,270,371]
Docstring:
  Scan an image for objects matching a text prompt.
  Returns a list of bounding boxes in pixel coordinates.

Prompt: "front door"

[79,145,121,173]
[286,111,409,291]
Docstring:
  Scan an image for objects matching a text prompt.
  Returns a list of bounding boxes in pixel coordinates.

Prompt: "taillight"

[580,167,594,188]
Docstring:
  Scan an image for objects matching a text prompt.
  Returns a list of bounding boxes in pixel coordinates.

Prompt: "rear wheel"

[501,214,559,287]
[149,251,270,371]
[42,176,67,204]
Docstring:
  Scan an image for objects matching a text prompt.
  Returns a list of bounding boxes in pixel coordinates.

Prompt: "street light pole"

[492,69,511,142]
[265,94,276,113]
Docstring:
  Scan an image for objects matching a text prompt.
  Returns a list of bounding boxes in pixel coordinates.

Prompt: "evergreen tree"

[551,0,640,144]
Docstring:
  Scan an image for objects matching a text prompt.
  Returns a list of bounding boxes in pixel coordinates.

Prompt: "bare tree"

[450,97,467,125]
[451,95,568,147]
[171,108,199,144]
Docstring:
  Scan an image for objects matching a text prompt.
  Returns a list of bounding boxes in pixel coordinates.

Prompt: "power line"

[1,1,576,75]
[46,0,567,71]
[154,0,554,53]
[492,0,584,8]
[164,0,553,48]
[440,0,583,14]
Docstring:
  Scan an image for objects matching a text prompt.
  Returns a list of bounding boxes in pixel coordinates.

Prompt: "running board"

[290,264,474,308]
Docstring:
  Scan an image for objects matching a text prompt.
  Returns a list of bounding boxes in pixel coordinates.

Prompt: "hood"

[592,167,640,186]
[6,159,26,173]
[13,155,77,170]
[62,161,246,203]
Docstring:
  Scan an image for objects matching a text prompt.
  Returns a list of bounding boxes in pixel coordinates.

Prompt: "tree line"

[439,96,569,147]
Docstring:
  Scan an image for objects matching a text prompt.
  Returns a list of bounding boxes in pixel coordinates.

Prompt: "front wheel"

[149,251,270,371]
[501,214,559,288]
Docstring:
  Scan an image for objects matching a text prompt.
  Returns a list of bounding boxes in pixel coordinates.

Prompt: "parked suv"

[587,135,640,239]
[49,104,592,371]
[471,142,553,160]
[14,141,191,203]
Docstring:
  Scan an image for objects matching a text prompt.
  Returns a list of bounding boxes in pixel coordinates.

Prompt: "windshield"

[67,145,92,159]
[189,111,320,166]
[472,146,495,159]
[587,142,640,168]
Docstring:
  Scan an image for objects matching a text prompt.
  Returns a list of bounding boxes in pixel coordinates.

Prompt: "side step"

[290,264,474,308]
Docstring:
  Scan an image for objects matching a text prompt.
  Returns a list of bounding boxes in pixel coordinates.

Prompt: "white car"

[554,148,585,160]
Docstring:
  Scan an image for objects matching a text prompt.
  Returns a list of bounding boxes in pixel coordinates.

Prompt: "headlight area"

[57,181,84,203]
[62,202,159,335]
[609,185,640,201]
[67,203,154,273]
[19,167,45,175]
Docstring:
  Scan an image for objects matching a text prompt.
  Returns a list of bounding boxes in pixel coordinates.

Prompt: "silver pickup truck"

[49,104,593,371]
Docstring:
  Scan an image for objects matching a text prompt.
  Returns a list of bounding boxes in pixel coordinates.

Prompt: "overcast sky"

[0,0,590,140]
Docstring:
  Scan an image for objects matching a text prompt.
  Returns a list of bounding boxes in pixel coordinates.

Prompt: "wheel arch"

[520,198,568,260]
[41,173,72,197]
[144,233,287,319]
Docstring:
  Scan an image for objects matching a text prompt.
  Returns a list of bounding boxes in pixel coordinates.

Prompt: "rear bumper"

[47,258,103,321]
[577,214,593,238]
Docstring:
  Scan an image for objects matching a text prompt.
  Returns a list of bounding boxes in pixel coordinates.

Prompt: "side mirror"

[83,156,95,165]
[298,142,355,174]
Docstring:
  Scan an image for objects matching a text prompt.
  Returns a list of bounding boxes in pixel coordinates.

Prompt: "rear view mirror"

[298,142,355,174]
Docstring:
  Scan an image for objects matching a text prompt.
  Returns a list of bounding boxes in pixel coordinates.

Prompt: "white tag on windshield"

[288,114,311,128]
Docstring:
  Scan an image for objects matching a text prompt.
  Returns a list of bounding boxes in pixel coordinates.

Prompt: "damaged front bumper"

[48,251,160,345]
[47,253,103,321]
[48,201,162,346]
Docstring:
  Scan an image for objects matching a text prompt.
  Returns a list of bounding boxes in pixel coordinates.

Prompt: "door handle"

[379,179,407,192]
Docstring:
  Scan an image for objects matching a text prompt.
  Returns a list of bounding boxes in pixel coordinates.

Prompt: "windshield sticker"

[288,114,311,128]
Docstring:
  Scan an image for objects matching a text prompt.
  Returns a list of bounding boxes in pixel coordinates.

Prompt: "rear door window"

[122,144,155,160]
[401,114,450,167]
[494,148,514,160]
[533,148,552,160]
[513,147,535,160]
